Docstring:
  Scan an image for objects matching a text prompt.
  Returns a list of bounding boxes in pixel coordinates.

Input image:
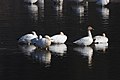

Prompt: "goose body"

[24,0,38,4]
[96,0,109,6]
[93,33,108,43]
[18,31,38,45]
[73,26,93,46]
[33,35,51,49]
[51,32,67,44]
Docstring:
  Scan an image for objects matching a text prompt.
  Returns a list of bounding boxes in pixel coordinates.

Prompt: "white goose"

[93,33,108,43]
[24,0,38,4]
[51,32,67,44]
[96,0,109,6]
[33,35,51,50]
[18,31,38,45]
[73,26,93,46]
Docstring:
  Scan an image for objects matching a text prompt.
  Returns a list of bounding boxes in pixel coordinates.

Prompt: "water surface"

[0,0,120,80]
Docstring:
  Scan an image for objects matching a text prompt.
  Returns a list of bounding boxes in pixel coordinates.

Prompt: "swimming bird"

[96,0,109,6]
[18,31,38,45]
[51,32,67,44]
[33,35,52,50]
[73,26,94,46]
[93,33,108,43]
[24,0,38,4]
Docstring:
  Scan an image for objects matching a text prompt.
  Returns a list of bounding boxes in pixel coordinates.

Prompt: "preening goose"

[51,32,67,44]
[33,35,51,50]
[93,33,108,43]
[73,26,93,46]
[18,31,38,45]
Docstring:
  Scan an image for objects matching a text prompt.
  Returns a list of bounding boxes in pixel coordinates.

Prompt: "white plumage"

[93,33,108,43]
[33,35,51,49]
[73,26,93,46]
[18,31,38,45]
[51,32,67,44]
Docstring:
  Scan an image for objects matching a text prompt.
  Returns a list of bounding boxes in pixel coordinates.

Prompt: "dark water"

[0,0,120,80]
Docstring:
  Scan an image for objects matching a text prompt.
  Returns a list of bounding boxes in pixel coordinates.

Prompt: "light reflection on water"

[73,46,93,67]
[96,7,109,29]
[18,43,67,67]
[0,0,120,80]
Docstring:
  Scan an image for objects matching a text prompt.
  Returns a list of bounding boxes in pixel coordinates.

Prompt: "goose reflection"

[38,0,44,18]
[97,7,109,19]
[18,44,36,56]
[97,7,109,28]
[74,46,93,66]
[71,5,85,23]
[52,0,63,6]
[52,0,63,17]
[25,4,38,22]
[72,5,84,17]
[49,44,67,56]
[31,49,51,66]
[94,43,108,53]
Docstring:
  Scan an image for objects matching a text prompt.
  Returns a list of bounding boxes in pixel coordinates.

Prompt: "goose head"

[45,35,51,40]
[60,32,64,35]
[102,33,106,37]
[32,31,37,35]
[39,35,42,39]
[88,26,94,31]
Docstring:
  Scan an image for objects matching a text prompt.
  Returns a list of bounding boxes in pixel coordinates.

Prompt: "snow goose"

[51,32,67,44]
[18,31,38,45]
[93,33,108,43]
[33,35,51,50]
[73,26,94,46]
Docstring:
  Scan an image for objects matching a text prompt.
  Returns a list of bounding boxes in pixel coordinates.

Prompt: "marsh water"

[0,0,120,80]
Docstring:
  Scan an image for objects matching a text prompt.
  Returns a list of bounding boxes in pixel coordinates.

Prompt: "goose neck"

[88,30,92,38]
